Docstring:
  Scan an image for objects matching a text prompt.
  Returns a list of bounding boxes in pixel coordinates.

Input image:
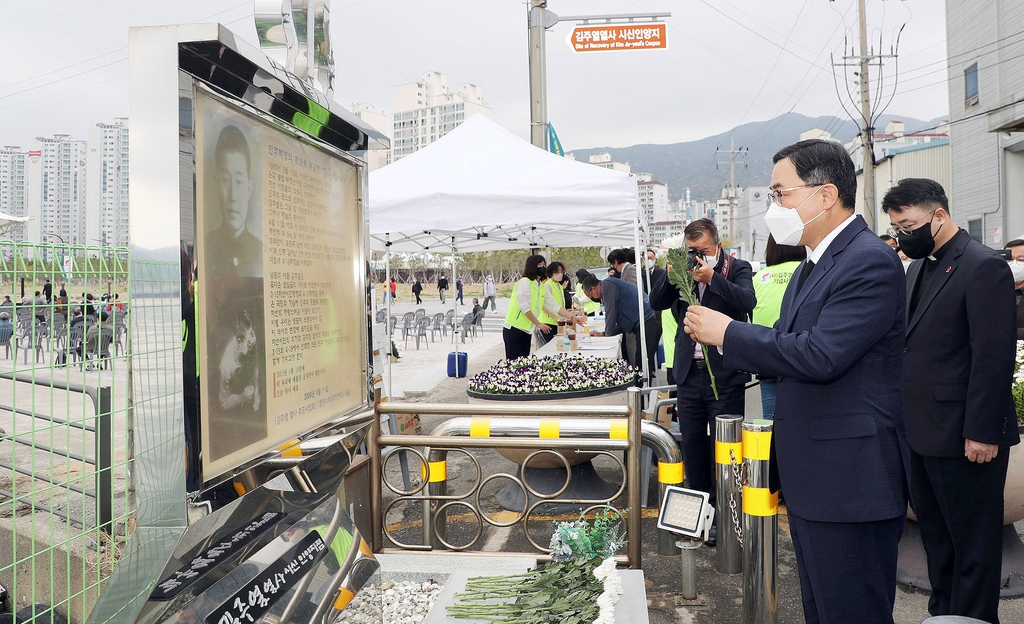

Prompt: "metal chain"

[728,448,744,547]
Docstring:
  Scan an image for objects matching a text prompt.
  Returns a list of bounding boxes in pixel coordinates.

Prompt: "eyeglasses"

[766,185,820,204]
[886,210,936,238]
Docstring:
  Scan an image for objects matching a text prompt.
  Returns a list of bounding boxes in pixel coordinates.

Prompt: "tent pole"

[385,235,392,400]
[452,237,460,376]
[634,211,649,388]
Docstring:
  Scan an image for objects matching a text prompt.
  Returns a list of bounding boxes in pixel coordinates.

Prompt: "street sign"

[566,23,667,52]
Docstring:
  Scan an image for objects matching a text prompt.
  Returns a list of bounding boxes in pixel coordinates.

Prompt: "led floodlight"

[657,485,715,541]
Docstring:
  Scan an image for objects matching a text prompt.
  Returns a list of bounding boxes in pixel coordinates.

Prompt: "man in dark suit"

[1006,238,1024,340]
[683,139,909,623]
[650,218,755,546]
[884,179,1019,624]
[643,248,667,292]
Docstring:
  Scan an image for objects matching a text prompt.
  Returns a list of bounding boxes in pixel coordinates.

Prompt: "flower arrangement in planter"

[467,354,638,400]
[446,507,626,623]
[1015,341,1024,424]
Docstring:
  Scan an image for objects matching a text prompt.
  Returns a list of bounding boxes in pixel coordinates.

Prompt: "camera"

[998,249,1013,261]
[687,248,708,271]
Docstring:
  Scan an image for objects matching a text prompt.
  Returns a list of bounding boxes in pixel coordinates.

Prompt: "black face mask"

[536,266,547,279]
[897,214,941,259]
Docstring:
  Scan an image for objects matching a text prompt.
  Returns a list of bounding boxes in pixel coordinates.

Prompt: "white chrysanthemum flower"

[661,234,687,250]
[592,556,623,624]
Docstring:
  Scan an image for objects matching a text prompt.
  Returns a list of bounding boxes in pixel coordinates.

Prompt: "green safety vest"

[752,261,801,329]
[538,279,559,325]
[504,277,541,333]
[662,308,678,369]
[575,285,601,315]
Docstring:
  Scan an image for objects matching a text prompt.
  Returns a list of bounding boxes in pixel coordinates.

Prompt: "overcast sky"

[0,0,949,152]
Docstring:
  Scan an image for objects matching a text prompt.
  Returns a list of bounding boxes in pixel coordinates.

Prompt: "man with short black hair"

[607,248,636,285]
[682,139,910,623]
[583,274,660,378]
[884,178,1018,623]
[649,217,755,548]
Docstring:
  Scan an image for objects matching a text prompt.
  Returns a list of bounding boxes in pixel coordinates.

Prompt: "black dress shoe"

[705,524,717,548]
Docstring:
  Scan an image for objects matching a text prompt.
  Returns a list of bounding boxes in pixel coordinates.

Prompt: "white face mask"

[701,249,719,270]
[764,186,826,246]
[1009,260,1024,283]
[645,258,656,270]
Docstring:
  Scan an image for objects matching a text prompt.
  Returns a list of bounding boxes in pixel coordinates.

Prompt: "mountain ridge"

[567,112,948,202]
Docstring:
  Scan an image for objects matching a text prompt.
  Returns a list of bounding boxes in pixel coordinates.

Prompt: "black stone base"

[495,461,621,514]
[897,520,1024,597]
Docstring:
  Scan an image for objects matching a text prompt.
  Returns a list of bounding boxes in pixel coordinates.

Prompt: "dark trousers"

[483,295,496,311]
[911,449,1009,624]
[675,366,744,507]
[503,326,532,360]
[788,511,904,624]
[414,292,422,304]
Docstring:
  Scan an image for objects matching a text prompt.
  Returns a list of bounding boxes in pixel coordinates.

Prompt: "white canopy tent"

[368,114,650,387]
[0,212,30,237]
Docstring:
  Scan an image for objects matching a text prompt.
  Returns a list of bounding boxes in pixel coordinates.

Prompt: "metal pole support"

[742,419,777,624]
[369,388,383,552]
[677,538,702,600]
[626,387,643,569]
[95,386,112,535]
[715,414,743,574]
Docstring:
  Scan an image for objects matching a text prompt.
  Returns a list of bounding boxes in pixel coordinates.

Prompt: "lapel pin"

[945,266,951,273]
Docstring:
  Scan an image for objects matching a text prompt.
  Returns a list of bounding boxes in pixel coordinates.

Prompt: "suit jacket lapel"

[906,233,968,336]
[905,261,923,328]
[786,253,834,324]
[783,216,867,332]
[779,261,803,330]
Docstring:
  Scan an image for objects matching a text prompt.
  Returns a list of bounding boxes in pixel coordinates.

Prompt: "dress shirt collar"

[806,212,858,264]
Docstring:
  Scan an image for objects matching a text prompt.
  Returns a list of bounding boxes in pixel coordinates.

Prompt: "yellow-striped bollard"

[715,414,744,574]
[742,419,777,624]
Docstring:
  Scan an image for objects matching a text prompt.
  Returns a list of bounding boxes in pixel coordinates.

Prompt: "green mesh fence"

[0,241,132,624]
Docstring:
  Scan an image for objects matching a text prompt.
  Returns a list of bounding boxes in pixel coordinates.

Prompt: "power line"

[705,0,823,60]
[0,58,127,102]
[741,1,857,149]
[732,0,811,131]
[695,0,826,70]
[0,1,252,100]
[896,28,1024,78]
[0,48,126,93]
[624,0,799,91]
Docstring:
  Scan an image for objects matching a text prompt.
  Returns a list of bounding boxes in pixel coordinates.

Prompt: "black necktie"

[797,260,815,293]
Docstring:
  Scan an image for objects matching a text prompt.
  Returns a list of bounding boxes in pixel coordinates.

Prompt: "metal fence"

[369,388,685,569]
[0,241,133,624]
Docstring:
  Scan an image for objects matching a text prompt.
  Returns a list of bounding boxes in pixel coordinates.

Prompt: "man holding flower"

[682,139,909,624]
[649,218,756,547]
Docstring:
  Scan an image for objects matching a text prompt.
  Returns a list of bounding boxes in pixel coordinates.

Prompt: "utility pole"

[528,0,554,149]
[528,5,670,150]
[856,0,876,231]
[716,135,747,252]
[833,0,898,232]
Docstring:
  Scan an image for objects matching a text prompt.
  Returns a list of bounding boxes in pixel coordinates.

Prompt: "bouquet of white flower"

[446,507,626,623]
